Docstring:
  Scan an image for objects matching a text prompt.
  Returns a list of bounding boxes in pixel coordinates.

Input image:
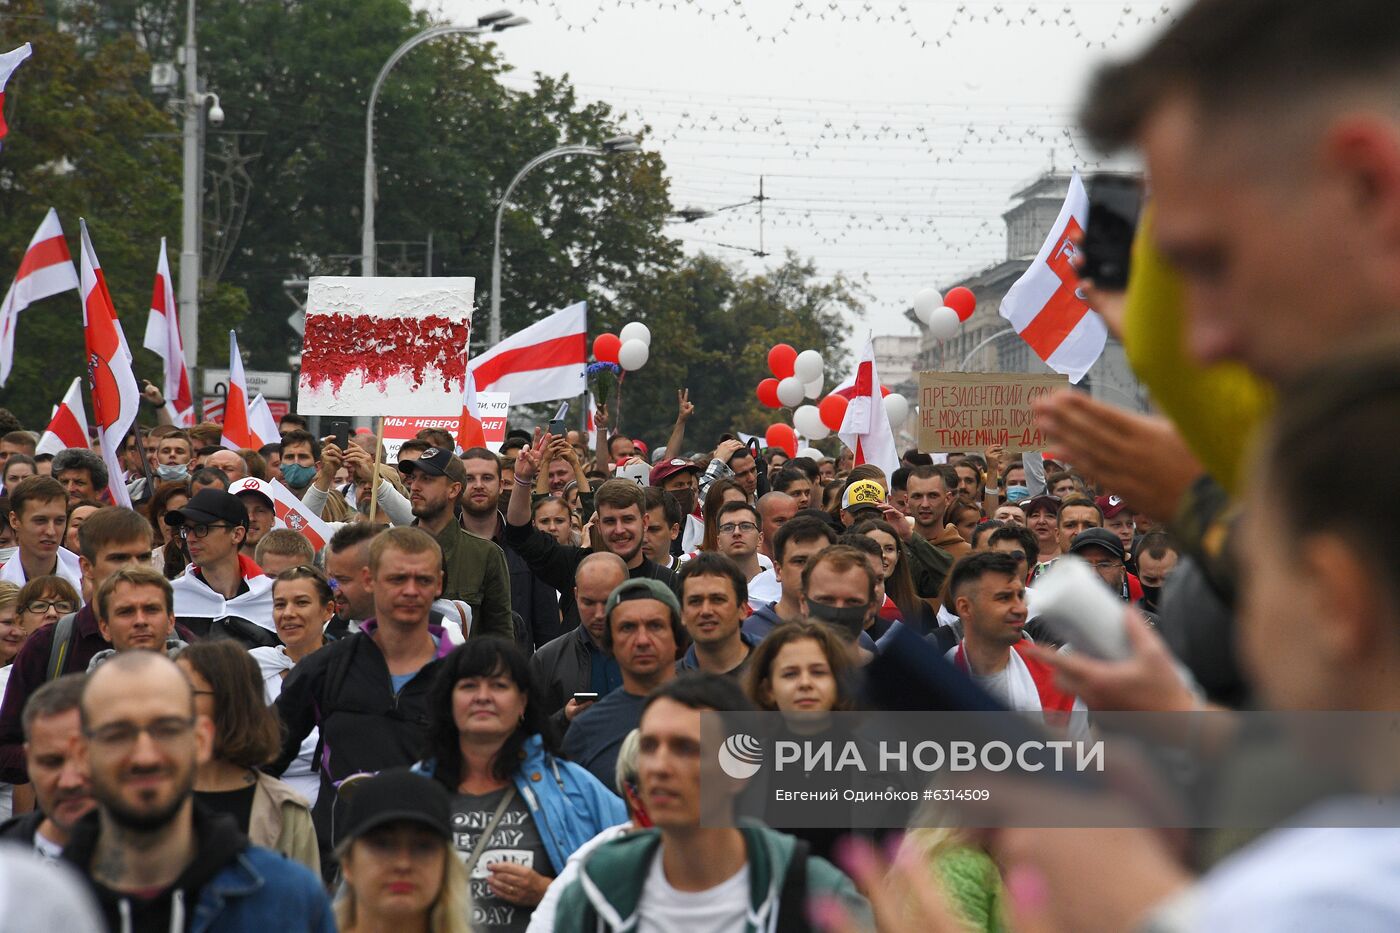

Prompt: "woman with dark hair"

[532,496,573,547]
[419,639,625,930]
[944,496,983,544]
[146,480,191,579]
[63,498,103,557]
[176,639,320,874]
[697,477,746,553]
[0,455,33,491]
[848,517,934,633]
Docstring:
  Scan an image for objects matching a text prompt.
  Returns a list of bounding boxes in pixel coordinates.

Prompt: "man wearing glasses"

[1066,528,1146,607]
[63,651,332,931]
[708,501,767,586]
[166,489,277,649]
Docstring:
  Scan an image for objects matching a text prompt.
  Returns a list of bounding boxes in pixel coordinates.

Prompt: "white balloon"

[619,321,652,346]
[927,306,960,340]
[776,376,806,408]
[914,305,934,325]
[884,393,910,428]
[618,338,650,371]
[913,287,942,316]
[804,373,824,398]
[793,404,827,439]
[793,349,824,383]
[796,446,824,459]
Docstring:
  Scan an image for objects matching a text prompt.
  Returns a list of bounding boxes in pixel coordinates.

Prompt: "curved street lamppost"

[361,10,527,277]
[488,135,642,345]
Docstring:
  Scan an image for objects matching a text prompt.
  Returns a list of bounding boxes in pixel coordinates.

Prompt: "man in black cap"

[1068,527,1146,605]
[398,447,513,640]
[165,488,277,647]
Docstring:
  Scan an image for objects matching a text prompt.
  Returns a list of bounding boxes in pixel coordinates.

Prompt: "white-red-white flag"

[0,44,33,146]
[228,476,333,552]
[35,377,89,458]
[79,220,138,509]
[143,238,194,426]
[998,171,1105,383]
[0,208,79,386]
[247,394,281,450]
[220,330,253,450]
[456,371,486,451]
[837,337,899,478]
[468,301,586,404]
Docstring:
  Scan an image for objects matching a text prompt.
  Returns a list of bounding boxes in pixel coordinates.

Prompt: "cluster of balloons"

[760,424,830,460]
[913,286,977,341]
[592,322,652,371]
[757,344,826,410]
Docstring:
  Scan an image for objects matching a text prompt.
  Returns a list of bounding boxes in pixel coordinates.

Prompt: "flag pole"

[132,413,157,503]
[367,416,385,525]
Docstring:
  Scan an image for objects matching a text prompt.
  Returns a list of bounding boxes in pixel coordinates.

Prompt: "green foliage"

[0,0,181,428]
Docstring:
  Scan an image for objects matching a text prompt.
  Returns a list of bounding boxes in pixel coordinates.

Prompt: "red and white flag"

[456,371,486,451]
[837,337,899,478]
[35,377,89,457]
[220,330,253,450]
[998,170,1105,384]
[0,208,79,386]
[248,394,281,449]
[468,300,586,404]
[0,43,33,145]
[79,220,138,509]
[228,476,333,552]
[143,238,194,426]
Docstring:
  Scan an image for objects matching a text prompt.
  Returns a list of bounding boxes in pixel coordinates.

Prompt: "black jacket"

[529,624,615,734]
[0,809,42,846]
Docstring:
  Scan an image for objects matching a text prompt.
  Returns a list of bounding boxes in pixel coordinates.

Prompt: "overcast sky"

[425,0,1179,349]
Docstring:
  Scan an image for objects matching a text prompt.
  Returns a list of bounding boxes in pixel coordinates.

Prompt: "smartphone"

[320,418,351,450]
[572,692,599,703]
[1080,173,1143,291]
[547,401,569,438]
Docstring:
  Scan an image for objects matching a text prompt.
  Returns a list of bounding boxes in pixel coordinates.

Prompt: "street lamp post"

[361,10,527,277]
[178,0,223,398]
[488,135,641,345]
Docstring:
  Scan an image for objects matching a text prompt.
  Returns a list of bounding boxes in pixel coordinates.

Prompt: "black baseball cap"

[340,769,451,842]
[397,447,464,482]
[164,489,249,529]
[1068,528,1126,561]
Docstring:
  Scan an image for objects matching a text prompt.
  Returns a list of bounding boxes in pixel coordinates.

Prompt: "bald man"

[203,450,248,484]
[528,552,629,734]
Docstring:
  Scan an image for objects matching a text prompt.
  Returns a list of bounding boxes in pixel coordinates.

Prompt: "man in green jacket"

[553,674,871,932]
[398,447,512,639]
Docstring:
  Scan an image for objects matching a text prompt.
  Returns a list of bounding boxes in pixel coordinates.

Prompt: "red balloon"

[818,394,848,431]
[945,286,977,322]
[765,423,797,458]
[593,333,621,364]
[879,385,891,398]
[756,378,781,409]
[768,343,798,379]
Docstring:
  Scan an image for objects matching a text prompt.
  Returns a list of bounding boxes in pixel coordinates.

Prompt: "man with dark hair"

[51,448,108,504]
[676,553,757,678]
[987,524,1039,581]
[529,553,628,732]
[0,674,92,856]
[257,442,281,473]
[553,672,870,932]
[709,500,764,583]
[322,522,378,638]
[165,489,276,648]
[1055,494,1104,557]
[641,486,682,571]
[561,578,681,792]
[277,429,322,497]
[1135,532,1180,614]
[770,467,813,510]
[744,514,837,641]
[801,544,880,662]
[228,477,277,562]
[1,475,81,588]
[395,437,431,466]
[0,432,34,467]
[188,466,230,495]
[87,567,186,668]
[153,430,193,486]
[649,458,701,552]
[906,464,963,550]
[1068,528,1144,605]
[277,412,309,434]
[397,447,513,640]
[889,466,911,514]
[507,434,678,631]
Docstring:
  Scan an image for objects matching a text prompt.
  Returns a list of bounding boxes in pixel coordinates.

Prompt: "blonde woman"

[337,770,471,933]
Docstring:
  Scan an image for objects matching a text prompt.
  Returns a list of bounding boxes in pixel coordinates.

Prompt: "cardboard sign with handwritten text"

[918,372,1068,454]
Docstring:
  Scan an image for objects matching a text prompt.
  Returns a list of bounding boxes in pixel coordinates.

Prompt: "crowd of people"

[0,0,1389,930]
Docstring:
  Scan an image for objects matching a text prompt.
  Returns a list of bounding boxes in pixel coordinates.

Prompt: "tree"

[0,0,184,428]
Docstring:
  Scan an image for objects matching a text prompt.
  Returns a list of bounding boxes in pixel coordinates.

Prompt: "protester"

[992,501,1026,527]
[252,527,314,575]
[87,566,188,670]
[0,674,92,857]
[745,515,836,641]
[676,552,758,677]
[323,521,378,635]
[552,674,871,931]
[1,476,82,589]
[849,518,934,633]
[706,500,769,584]
[64,652,333,929]
[0,581,21,675]
[755,491,797,562]
[147,480,192,579]
[1054,493,1103,557]
[944,497,981,544]
[334,769,471,933]
[1135,531,1181,614]
[1097,494,1136,560]
[231,480,277,561]
[529,553,627,731]
[743,620,855,714]
[771,467,814,510]
[250,565,333,805]
[1068,527,1144,604]
[533,495,573,546]
[204,449,248,483]
[165,488,277,647]
[641,486,682,570]
[11,574,77,662]
[649,457,701,548]
[63,498,101,556]
[419,638,627,930]
[1,453,35,491]
[51,448,108,504]
[561,578,682,792]
[801,545,881,663]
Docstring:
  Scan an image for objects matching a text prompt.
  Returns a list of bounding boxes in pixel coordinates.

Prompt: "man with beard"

[397,447,512,639]
[457,446,562,649]
[506,433,678,632]
[64,652,332,931]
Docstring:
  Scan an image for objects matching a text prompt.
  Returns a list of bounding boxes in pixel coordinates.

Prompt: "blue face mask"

[281,463,316,489]
[156,463,189,482]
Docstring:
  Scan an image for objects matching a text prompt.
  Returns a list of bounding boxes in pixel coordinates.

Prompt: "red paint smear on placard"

[300,313,469,394]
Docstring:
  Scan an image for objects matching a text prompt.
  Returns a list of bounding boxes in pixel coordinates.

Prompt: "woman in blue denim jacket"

[417,639,627,929]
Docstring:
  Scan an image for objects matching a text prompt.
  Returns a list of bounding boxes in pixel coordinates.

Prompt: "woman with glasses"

[13,575,79,645]
[249,566,333,805]
[419,638,626,931]
[176,639,320,873]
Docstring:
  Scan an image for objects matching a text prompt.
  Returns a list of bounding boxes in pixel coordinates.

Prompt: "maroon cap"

[1021,494,1061,515]
[1095,494,1130,519]
[649,458,699,486]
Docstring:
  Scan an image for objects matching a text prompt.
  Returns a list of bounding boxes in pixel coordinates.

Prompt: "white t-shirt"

[637,852,750,933]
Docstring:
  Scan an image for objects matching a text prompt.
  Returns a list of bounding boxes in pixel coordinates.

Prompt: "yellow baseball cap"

[840,479,887,512]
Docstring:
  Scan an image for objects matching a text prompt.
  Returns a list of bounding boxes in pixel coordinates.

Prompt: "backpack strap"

[774,836,810,933]
[45,613,78,682]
